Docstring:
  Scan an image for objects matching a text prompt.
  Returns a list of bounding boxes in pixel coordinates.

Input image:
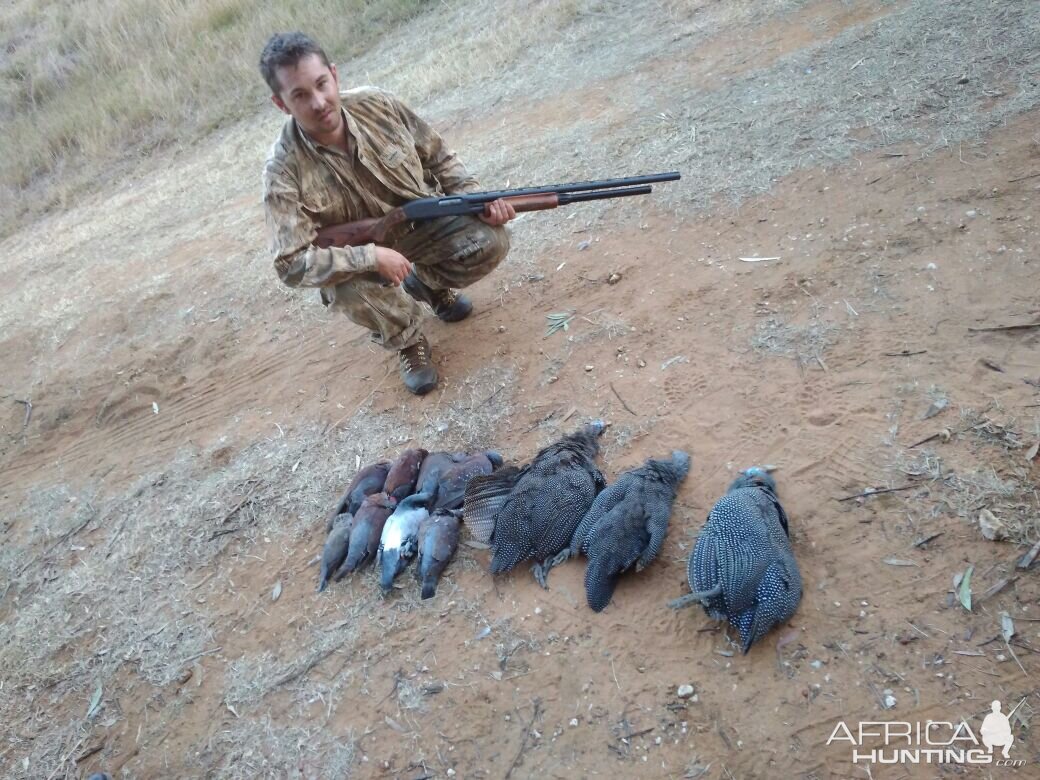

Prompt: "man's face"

[271,53,343,142]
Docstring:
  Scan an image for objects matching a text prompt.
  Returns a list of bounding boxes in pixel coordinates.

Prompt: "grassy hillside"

[0,0,424,236]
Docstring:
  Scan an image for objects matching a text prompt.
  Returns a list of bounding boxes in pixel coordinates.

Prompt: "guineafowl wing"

[734,557,800,653]
[528,468,599,561]
[463,465,527,543]
[635,479,677,571]
[569,473,634,556]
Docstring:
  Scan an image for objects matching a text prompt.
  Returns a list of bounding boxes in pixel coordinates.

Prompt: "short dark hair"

[259,32,331,94]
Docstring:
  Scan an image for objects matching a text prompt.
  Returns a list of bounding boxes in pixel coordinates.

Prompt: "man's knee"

[462,220,510,272]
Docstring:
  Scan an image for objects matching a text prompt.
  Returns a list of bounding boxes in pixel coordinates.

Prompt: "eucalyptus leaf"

[958,565,973,611]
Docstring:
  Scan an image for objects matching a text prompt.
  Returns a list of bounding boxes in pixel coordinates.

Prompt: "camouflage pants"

[323,215,509,350]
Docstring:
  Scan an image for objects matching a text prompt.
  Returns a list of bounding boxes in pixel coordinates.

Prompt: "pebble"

[810,660,823,669]
[607,272,623,284]
[578,240,591,250]
[447,770,456,777]
[547,375,559,384]
[584,365,594,372]
[637,359,646,368]
[570,718,579,727]
[677,684,695,698]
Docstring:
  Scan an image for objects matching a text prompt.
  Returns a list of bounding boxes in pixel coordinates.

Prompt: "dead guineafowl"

[464,420,606,587]
[557,450,690,611]
[334,492,396,578]
[379,489,436,592]
[318,512,354,592]
[325,460,391,532]
[669,468,802,653]
[415,508,462,599]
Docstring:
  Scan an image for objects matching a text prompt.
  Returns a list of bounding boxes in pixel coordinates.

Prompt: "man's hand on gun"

[478,197,516,227]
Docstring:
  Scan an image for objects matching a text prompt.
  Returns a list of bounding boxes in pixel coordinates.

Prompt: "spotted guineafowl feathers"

[672,468,801,653]
[467,421,606,586]
[570,451,690,611]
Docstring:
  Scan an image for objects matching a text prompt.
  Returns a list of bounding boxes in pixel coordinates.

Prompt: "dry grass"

[0,0,427,237]
[748,305,841,369]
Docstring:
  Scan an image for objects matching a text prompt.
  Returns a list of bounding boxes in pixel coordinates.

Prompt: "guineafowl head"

[728,466,777,493]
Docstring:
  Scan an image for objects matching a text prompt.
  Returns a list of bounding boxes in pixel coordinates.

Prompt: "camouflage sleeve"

[263,164,379,288]
[389,94,481,195]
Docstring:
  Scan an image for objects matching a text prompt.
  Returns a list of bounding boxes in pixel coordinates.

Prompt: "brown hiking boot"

[398,335,438,395]
[403,271,473,322]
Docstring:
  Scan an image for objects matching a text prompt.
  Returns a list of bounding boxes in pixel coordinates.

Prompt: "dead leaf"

[958,566,974,612]
[1000,612,1015,642]
[271,580,282,602]
[1026,441,1039,461]
[883,558,918,567]
[86,682,103,719]
[384,715,408,733]
[923,398,949,419]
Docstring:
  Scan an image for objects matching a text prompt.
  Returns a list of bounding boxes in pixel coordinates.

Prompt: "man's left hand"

[479,198,516,226]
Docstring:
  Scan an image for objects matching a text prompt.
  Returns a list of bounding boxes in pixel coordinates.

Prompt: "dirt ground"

[1,1,1038,778]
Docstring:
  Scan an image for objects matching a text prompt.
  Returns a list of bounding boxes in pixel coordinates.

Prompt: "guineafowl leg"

[667,584,722,609]
[532,559,554,590]
[548,548,571,568]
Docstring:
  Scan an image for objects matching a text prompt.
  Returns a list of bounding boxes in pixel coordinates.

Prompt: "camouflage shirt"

[262,87,480,288]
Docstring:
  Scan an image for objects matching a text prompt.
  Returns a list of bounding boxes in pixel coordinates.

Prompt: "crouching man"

[260,32,514,395]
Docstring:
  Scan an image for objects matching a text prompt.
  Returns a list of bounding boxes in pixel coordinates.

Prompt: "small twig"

[907,433,941,449]
[906,621,931,639]
[210,480,262,524]
[74,744,105,763]
[504,699,543,779]
[14,398,32,428]
[883,350,927,357]
[837,485,919,502]
[1008,171,1040,183]
[968,322,1040,333]
[207,526,247,541]
[609,382,637,416]
[913,532,944,548]
[622,727,655,739]
[179,646,222,665]
[1005,639,1027,676]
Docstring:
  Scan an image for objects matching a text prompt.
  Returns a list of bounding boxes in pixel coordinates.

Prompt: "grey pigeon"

[318,512,353,592]
[416,451,460,495]
[562,451,690,611]
[379,489,436,592]
[669,468,802,653]
[335,492,395,578]
[434,451,503,510]
[415,508,462,599]
[325,460,390,532]
[465,420,606,587]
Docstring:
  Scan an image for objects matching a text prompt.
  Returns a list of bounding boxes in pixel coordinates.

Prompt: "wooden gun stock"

[313,209,408,249]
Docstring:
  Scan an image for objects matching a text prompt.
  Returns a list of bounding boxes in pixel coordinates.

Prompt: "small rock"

[447,770,456,777]
[884,694,897,709]
[584,365,594,372]
[637,359,646,368]
[534,606,542,615]
[926,262,937,270]
[677,684,695,699]
[577,240,591,250]
[810,660,823,669]
[569,718,579,727]
[497,325,506,333]
[547,375,558,384]
[607,272,623,284]
[965,209,977,217]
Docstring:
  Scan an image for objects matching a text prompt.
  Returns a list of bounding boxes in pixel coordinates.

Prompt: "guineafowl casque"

[562,450,690,611]
[669,467,802,653]
[464,420,606,587]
